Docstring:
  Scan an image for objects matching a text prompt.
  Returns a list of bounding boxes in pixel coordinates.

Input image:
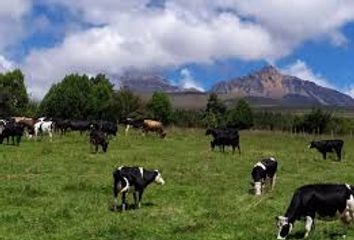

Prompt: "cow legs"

[121,192,127,211]
[138,190,144,208]
[113,185,119,211]
[134,191,144,209]
[237,144,241,155]
[335,148,342,161]
[271,174,277,190]
[304,216,313,238]
[322,151,327,160]
[125,125,130,136]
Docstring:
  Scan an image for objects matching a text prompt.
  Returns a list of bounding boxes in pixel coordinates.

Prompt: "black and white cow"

[309,139,344,161]
[124,118,144,135]
[112,166,165,211]
[276,183,354,239]
[251,157,278,195]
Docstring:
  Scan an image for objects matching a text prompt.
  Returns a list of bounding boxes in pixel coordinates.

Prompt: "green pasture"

[1,129,354,240]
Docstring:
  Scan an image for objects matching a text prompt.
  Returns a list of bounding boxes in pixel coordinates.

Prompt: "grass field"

[1,128,354,240]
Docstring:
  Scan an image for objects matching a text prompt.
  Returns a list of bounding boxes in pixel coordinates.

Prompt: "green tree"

[39,73,115,120]
[90,74,114,120]
[146,92,172,124]
[203,93,226,126]
[0,69,29,116]
[112,89,142,121]
[226,99,253,129]
[302,108,333,134]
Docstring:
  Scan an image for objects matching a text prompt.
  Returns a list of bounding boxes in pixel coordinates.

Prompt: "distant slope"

[211,66,354,106]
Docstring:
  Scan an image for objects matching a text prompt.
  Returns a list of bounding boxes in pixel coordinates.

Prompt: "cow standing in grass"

[124,118,166,138]
[89,125,109,153]
[251,157,278,195]
[0,122,24,146]
[34,120,53,141]
[276,183,354,239]
[206,127,240,154]
[112,166,165,211]
[308,139,344,161]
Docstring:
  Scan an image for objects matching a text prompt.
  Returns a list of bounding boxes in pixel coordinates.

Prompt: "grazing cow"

[52,119,71,135]
[143,119,166,138]
[309,139,344,161]
[69,120,92,134]
[276,184,354,239]
[112,166,165,211]
[124,118,144,135]
[251,157,278,195]
[0,122,24,145]
[206,127,240,153]
[89,127,109,153]
[17,118,37,137]
[34,120,53,141]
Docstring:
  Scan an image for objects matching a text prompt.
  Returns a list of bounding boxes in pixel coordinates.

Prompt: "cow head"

[254,182,262,196]
[205,129,213,136]
[276,216,293,240]
[308,141,316,149]
[154,170,165,185]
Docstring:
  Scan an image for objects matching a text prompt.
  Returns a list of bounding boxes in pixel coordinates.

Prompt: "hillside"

[211,66,354,106]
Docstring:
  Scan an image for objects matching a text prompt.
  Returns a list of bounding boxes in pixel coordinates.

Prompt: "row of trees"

[1,69,354,135]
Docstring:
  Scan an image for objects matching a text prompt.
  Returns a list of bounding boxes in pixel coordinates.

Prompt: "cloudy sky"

[0,0,354,98]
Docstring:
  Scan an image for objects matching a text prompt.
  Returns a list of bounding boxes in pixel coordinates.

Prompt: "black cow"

[251,157,278,195]
[89,127,109,153]
[112,166,165,211]
[0,122,24,146]
[206,127,240,154]
[52,119,71,134]
[276,183,354,239]
[309,139,344,161]
[92,121,118,136]
[69,120,91,134]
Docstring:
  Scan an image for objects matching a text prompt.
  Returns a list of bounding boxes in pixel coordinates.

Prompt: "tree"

[90,74,114,120]
[0,69,29,116]
[302,108,333,134]
[39,73,115,120]
[112,89,142,121]
[146,92,172,124]
[226,99,253,129]
[203,93,226,126]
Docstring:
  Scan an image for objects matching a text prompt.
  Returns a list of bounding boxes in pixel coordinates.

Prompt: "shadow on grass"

[287,231,305,239]
[109,202,156,212]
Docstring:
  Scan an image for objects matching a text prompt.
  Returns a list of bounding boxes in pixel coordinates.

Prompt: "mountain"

[211,66,354,106]
[120,72,180,92]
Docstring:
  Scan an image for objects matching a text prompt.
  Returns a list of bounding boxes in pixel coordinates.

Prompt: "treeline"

[1,69,354,135]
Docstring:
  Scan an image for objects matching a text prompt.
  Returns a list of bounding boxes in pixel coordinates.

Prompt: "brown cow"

[13,117,38,137]
[143,120,166,138]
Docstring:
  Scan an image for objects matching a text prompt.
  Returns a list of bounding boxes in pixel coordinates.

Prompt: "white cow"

[34,120,53,141]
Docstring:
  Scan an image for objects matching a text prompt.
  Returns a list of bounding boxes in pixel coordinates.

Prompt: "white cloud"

[0,0,350,98]
[345,85,354,98]
[179,68,204,92]
[0,0,31,51]
[280,60,333,89]
[0,55,15,72]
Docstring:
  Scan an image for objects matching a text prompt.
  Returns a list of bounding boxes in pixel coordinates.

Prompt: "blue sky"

[0,0,354,98]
